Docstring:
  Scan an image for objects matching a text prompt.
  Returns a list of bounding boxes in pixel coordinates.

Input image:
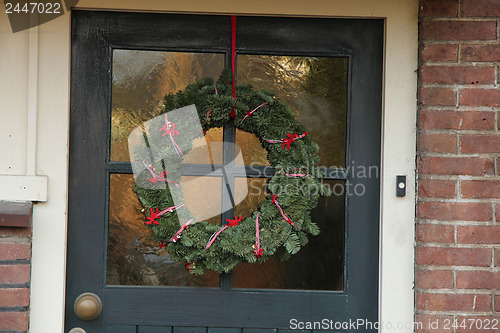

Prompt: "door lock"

[74,292,102,321]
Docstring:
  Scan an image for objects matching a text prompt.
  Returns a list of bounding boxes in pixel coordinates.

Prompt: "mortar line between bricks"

[418,197,500,203]
[0,284,29,288]
[0,307,28,312]
[416,310,494,316]
[419,152,500,157]
[416,289,495,295]
[422,63,498,67]
[454,224,458,245]
[422,83,498,88]
[419,175,500,180]
[497,111,500,132]
[419,130,500,135]
[417,243,499,249]
[0,260,30,265]
[457,43,461,65]
[417,220,495,226]
[421,105,500,111]
[422,17,499,22]
[458,0,462,19]
[423,40,499,46]
[417,265,498,271]
[495,157,499,178]
[497,19,500,42]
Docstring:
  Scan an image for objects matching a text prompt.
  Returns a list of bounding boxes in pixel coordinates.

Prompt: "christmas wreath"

[132,70,331,274]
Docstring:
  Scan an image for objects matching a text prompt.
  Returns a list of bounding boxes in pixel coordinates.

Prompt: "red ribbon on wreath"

[263,132,307,150]
[159,113,183,156]
[272,195,298,228]
[205,216,242,250]
[284,168,313,178]
[168,219,195,243]
[252,213,263,258]
[239,102,268,123]
[145,204,186,226]
[143,161,180,187]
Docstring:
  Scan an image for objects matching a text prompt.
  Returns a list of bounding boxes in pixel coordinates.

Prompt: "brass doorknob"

[74,292,102,321]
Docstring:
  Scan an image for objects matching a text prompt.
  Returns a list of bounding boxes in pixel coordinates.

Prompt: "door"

[66,11,383,332]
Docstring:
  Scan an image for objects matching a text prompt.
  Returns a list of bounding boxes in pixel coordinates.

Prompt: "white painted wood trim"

[26,24,39,175]
[27,1,418,332]
[0,175,47,202]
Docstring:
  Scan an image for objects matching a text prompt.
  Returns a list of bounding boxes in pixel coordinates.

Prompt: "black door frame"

[67,11,383,331]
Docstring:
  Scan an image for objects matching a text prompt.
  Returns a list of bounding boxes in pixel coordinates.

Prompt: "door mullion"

[219,119,236,291]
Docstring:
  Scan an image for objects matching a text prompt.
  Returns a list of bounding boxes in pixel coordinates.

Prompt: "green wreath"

[133,70,331,274]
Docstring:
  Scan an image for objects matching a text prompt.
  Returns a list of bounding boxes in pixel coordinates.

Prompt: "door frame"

[27,1,418,332]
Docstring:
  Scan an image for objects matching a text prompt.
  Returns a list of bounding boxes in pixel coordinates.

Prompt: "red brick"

[418,133,456,153]
[462,44,500,62]
[419,156,494,176]
[415,315,453,333]
[417,224,455,243]
[416,293,491,312]
[456,270,500,289]
[421,44,458,62]
[458,225,500,244]
[421,65,495,85]
[461,0,500,17]
[0,312,28,331]
[420,0,458,17]
[461,89,500,107]
[416,269,454,289]
[0,242,30,260]
[462,180,500,199]
[0,265,30,284]
[419,87,456,106]
[418,110,494,130]
[461,135,500,154]
[418,201,492,221]
[456,316,500,333]
[496,248,500,266]
[419,179,456,198]
[0,288,30,307]
[0,227,32,237]
[497,204,500,222]
[496,296,500,311]
[421,21,497,41]
[416,247,491,266]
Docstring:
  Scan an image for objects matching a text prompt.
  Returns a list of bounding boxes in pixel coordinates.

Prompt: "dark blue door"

[66,11,383,332]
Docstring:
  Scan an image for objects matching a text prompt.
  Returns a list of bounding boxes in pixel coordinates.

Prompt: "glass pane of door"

[237,55,348,168]
[110,50,225,162]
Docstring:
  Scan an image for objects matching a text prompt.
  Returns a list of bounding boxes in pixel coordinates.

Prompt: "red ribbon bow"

[282,133,299,150]
[226,216,242,227]
[146,208,162,226]
[159,119,180,137]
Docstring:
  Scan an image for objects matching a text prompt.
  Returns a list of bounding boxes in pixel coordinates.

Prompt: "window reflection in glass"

[107,173,219,287]
[110,50,224,162]
[232,179,345,291]
[237,55,348,168]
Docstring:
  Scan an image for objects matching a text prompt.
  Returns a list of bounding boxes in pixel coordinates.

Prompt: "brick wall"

[417,0,500,331]
[0,227,31,332]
